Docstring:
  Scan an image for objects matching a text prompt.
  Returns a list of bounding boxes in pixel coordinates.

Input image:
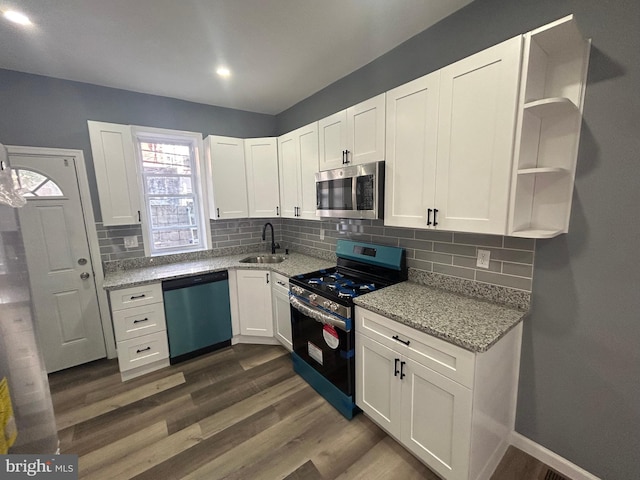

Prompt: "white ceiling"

[0,0,472,115]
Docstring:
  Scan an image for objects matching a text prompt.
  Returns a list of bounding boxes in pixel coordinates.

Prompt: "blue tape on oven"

[340,349,354,359]
[290,293,352,330]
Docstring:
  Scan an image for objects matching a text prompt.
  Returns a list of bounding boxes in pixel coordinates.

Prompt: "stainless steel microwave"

[315,161,384,219]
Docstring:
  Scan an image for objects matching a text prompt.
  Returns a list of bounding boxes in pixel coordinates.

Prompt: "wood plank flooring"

[48,344,555,480]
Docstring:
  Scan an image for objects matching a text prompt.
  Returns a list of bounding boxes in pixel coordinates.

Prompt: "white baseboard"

[510,432,601,480]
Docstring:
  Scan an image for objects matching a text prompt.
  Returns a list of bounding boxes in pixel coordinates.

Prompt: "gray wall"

[0,69,276,221]
[277,1,640,479]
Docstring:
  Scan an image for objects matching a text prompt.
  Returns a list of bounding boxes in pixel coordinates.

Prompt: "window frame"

[131,126,211,257]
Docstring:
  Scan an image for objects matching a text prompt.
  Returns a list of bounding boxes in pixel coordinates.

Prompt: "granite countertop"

[102,252,334,290]
[353,281,526,353]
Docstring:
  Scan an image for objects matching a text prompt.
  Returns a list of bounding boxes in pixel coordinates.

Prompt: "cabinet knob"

[400,361,406,379]
[433,208,439,227]
[426,209,432,226]
[394,358,400,377]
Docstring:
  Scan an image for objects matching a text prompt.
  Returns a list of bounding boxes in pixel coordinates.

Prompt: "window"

[133,128,210,256]
[11,168,63,197]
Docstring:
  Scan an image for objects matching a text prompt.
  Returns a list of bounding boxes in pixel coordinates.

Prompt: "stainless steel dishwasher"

[162,270,232,364]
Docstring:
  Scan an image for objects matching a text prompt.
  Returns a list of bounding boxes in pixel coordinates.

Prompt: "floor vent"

[543,469,570,480]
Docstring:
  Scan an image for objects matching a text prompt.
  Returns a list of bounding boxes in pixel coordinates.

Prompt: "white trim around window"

[131,126,211,257]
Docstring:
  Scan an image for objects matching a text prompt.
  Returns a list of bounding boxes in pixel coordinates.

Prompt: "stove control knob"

[309,294,318,302]
[291,286,304,295]
[324,301,338,312]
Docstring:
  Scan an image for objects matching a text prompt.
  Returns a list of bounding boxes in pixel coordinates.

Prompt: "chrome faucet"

[261,222,280,254]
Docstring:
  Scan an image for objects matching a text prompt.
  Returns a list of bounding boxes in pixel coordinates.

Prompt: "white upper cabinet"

[318,94,385,170]
[205,135,249,220]
[384,72,440,228]
[88,120,141,226]
[278,122,319,220]
[384,37,523,235]
[244,137,280,218]
[508,15,590,238]
[435,36,523,234]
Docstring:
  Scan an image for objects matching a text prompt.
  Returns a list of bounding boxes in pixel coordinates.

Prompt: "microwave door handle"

[352,176,358,212]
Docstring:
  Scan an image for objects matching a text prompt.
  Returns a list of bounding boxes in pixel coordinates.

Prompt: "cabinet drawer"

[271,272,289,294]
[110,283,163,311]
[112,303,167,341]
[117,331,169,372]
[356,307,475,388]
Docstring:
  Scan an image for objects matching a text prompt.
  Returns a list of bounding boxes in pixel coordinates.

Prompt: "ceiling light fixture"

[216,67,231,78]
[3,10,32,25]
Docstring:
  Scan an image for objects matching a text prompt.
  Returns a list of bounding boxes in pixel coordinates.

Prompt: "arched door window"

[12,168,63,197]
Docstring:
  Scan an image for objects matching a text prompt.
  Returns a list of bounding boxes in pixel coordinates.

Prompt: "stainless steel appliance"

[289,239,407,419]
[0,145,58,454]
[315,161,384,219]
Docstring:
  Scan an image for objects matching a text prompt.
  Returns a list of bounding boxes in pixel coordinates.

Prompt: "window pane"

[12,169,63,197]
[35,180,63,197]
[140,142,191,175]
[152,227,200,250]
[149,197,197,228]
[146,176,193,195]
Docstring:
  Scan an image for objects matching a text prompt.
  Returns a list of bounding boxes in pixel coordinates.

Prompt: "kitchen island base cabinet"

[355,307,522,480]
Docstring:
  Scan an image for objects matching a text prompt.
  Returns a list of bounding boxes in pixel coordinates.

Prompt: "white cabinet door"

[206,135,249,220]
[272,274,292,351]
[318,110,347,171]
[88,121,141,226]
[384,73,440,228]
[236,269,274,337]
[347,93,386,166]
[244,137,280,218]
[435,36,522,234]
[356,333,402,438]
[401,357,472,480]
[318,94,386,171]
[278,122,319,220]
[297,123,320,219]
[277,131,300,219]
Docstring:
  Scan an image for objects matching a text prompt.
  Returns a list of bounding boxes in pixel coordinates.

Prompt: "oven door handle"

[289,295,350,332]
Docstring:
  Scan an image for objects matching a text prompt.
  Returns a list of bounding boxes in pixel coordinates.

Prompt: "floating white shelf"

[517,167,568,175]
[524,97,578,118]
[510,228,563,239]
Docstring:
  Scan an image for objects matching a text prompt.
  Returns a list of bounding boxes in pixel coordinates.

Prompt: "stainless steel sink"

[239,254,286,264]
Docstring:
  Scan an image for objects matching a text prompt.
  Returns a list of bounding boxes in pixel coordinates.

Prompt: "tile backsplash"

[98,216,533,309]
[97,218,283,264]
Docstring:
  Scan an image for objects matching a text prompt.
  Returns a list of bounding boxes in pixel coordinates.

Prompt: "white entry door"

[10,153,106,372]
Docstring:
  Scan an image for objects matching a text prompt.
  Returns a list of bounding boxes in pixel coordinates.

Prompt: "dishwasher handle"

[162,270,229,291]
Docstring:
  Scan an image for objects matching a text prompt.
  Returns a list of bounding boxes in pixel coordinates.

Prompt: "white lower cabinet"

[109,282,169,381]
[235,269,274,338]
[271,272,292,351]
[356,307,522,480]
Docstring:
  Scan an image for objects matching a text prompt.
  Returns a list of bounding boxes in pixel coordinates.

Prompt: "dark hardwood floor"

[48,344,555,480]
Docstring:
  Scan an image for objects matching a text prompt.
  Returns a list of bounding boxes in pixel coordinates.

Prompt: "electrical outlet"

[476,249,491,269]
[124,235,139,249]
[320,228,325,240]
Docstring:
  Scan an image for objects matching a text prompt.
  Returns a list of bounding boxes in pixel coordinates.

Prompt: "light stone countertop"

[103,252,526,353]
[102,252,334,290]
[353,281,526,353]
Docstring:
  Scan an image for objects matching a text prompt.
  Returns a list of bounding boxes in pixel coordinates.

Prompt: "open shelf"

[510,228,563,239]
[524,97,579,118]
[508,15,589,239]
[517,166,568,175]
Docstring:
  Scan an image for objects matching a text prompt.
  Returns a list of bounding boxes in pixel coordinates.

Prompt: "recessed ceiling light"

[216,67,231,78]
[3,10,32,25]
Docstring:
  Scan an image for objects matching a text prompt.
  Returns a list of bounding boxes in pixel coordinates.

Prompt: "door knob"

[80,272,90,280]
[78,258,87,265]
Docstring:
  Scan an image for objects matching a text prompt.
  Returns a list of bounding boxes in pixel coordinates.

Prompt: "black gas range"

[289,240,407,419]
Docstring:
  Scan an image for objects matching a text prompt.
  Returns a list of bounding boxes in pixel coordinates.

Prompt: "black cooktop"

[291,267,391,302]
